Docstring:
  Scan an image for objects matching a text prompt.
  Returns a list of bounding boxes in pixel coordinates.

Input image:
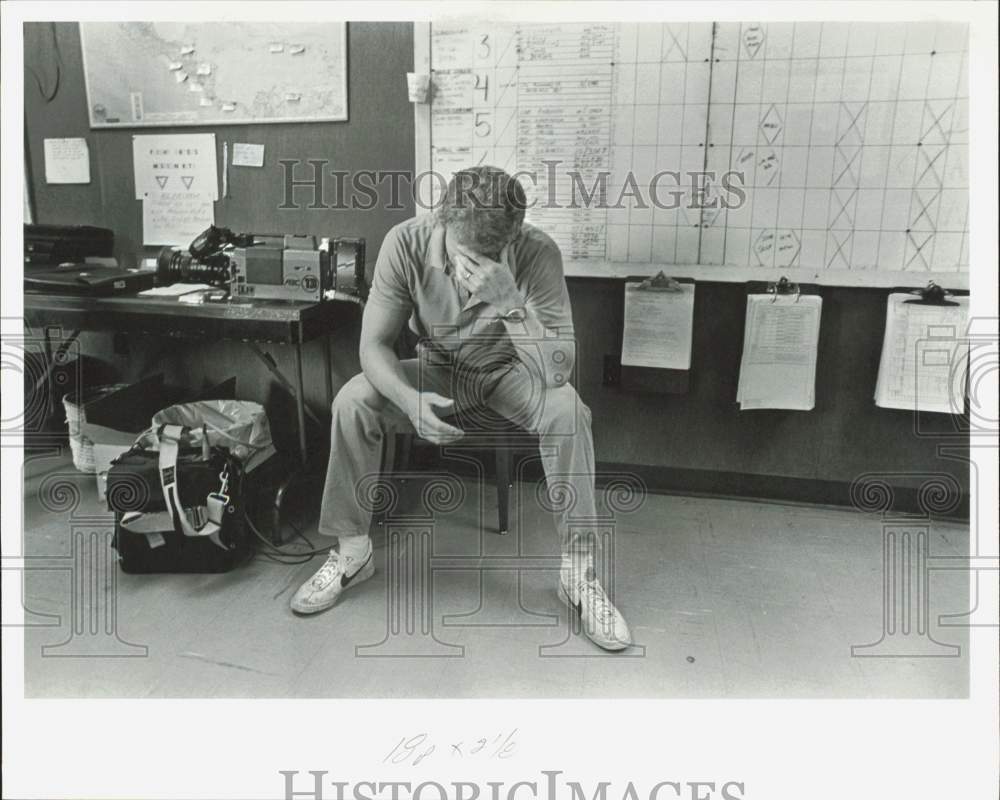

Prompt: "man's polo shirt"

[368,215,574,370]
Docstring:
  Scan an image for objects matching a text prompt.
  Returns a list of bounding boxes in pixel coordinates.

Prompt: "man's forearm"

[359,342,418,415]
[502,308,576,388]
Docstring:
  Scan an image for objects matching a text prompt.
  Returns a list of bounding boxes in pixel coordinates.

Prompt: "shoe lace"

[312,550,343,588]
[578,579,617,628]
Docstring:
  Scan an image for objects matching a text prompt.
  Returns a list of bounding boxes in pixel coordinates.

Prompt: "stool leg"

[495,445,510,535]
[397,432,413,476]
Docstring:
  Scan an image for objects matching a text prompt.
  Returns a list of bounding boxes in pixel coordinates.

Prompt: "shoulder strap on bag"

[157,424,227,549]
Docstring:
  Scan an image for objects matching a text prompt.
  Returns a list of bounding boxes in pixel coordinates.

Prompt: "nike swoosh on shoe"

[340,551,373,588]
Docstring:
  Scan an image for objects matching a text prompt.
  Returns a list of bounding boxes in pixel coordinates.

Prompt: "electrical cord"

[26,22,62,103]
[286,517,316,550]
[243,511,330,563]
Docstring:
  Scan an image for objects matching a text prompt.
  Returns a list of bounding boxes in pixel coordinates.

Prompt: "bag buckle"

[206,492,230,525]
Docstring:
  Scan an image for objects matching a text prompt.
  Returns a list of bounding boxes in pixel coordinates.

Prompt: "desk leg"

[293,342,308,465]
[247,342,322,430]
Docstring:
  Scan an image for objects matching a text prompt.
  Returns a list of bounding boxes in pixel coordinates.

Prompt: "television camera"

[156,225,367,303]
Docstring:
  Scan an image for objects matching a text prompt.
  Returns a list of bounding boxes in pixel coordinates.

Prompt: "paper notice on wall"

[875,294,969,414]
[132,133,218,199]
[621,282,696,370]
[407,72,431,103]
[232,142,265,167]
[737,294,823,411]
[43,138,91,184]
[141,191,215,246]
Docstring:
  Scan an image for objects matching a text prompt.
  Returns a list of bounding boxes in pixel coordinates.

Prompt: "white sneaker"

[290,542,375,614]
[558,569,631,651]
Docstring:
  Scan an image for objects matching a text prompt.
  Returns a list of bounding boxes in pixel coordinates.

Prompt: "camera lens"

[155,247,231,287]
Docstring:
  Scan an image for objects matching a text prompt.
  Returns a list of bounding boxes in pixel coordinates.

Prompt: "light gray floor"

[20,451,970,698]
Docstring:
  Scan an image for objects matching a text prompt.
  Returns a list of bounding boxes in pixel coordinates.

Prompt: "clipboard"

[895,280,967,306]
[739,277,824,411]
[606,272,695,395]
[745,276,820,301]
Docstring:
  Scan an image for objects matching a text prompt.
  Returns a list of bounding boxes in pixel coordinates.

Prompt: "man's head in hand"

[438,166,527,262]
[438,167,529,315]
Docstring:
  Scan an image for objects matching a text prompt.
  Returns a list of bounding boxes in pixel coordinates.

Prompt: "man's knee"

[536,385,591,436]
[332,373,383,417]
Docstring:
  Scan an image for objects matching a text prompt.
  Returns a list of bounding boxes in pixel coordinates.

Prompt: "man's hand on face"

[452,246,523,315]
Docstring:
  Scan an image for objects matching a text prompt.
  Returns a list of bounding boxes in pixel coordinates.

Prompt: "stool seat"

[440,407,534,442]
[388,407,537,536]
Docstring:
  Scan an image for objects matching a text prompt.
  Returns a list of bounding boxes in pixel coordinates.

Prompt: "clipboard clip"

[767,276,800,303]
[904,281,959,306]
[636,270,683,293]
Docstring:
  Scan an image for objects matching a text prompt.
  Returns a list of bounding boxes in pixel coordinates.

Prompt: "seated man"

[290,166,630,650]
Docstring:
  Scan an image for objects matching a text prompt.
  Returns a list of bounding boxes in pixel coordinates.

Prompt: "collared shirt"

[368,215,574,369]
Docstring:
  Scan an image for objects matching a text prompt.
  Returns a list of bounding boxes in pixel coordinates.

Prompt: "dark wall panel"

[570,280,968,495]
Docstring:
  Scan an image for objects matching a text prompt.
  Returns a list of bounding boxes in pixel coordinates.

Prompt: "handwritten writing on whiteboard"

[430,24,621,261]
[426,22,969,276]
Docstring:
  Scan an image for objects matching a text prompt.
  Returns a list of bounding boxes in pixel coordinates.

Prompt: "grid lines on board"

[425,21,969,277]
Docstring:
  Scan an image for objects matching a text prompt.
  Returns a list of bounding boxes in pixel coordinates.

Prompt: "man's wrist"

[499,306,528,323]
[494,290,526,318]
[395,386,420,417]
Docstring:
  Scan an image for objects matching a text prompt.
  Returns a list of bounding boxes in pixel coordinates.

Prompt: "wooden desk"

[24,292,362,462]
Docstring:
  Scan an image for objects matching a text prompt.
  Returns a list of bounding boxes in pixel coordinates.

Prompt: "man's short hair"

[437,166,527,254]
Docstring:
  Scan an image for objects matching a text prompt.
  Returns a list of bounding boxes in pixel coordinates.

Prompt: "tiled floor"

[19,451,970,698]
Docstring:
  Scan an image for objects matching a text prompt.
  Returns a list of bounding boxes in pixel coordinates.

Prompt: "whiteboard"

[80,22,348,127]
[415,22,969,288]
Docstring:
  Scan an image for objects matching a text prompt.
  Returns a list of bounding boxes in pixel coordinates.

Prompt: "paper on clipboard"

[621,282,695,370]
[737,294,823,410]
[874,293,969,414]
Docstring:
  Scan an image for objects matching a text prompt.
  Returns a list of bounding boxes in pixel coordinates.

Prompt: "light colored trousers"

[318,354,599,558]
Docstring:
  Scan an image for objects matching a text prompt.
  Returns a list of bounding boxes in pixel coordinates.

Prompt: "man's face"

[446,224,518,264]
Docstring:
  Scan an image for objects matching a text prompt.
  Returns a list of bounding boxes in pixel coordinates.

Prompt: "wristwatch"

[500,306,527,323]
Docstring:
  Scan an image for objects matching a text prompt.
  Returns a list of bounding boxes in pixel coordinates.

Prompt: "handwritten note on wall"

[231,142,265,167]
[132,133,217,245]
[43,138,91,184]
[141,191,215,246]
[132,133,218,199]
